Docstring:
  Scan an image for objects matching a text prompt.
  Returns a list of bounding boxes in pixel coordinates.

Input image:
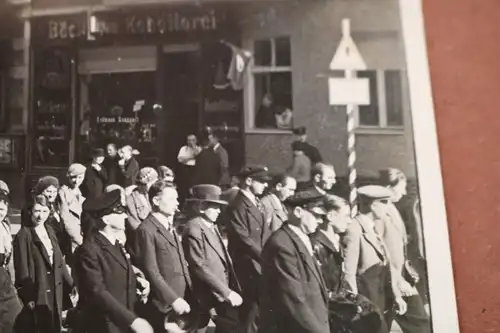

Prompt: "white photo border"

[399,1,460,332]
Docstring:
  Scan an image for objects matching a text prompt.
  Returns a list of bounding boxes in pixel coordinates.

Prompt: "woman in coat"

[310,194,388,333]
[81,148,108,200]
[14,194,74,333]
[0,187,22,332]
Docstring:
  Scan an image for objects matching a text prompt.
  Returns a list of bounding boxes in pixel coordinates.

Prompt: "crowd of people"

[0,128,431,333]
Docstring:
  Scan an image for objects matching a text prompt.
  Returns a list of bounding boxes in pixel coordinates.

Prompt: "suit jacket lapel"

[149,214,176,247]
[283,226,328,302]
[198,220,227,264]
[357,216,386,258]
[314,230,338,253]
[30,228,52,267]
[240,194,265,226]
[95,232,128,270]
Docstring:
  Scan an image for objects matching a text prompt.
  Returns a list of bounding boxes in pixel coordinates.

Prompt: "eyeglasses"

[111,205,126,214]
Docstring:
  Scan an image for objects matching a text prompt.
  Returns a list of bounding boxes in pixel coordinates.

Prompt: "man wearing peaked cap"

[222,165,272,333]
[182,184,242,333]
[343,185,408,328]
[259,187,329,333]
[75,189,153,333]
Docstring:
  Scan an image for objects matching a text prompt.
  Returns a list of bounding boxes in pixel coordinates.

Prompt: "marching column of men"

[0,153,431,332]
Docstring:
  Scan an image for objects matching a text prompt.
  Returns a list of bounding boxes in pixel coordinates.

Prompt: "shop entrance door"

[159,46,201,169]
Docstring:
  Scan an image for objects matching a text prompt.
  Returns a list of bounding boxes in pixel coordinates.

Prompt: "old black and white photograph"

[0,0,459,332]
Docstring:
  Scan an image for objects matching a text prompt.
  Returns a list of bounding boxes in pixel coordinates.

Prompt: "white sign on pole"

[329,19,367,71]
[328,78,370,105]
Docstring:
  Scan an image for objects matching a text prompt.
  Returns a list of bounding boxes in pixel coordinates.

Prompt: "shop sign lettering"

[125,10,218,34]
[97,116,139,123]
[47,20,85,40]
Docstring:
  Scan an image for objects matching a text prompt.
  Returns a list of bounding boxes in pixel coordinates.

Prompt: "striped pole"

[345,69,358,218]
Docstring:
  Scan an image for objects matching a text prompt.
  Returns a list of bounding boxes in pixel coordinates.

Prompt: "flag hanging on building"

[226,43,252,91]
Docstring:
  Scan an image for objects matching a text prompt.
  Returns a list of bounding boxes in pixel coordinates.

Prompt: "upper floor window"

[247,36,294,132]
[355,69,405,128]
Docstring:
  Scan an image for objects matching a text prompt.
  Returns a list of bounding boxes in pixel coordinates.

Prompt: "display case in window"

[32,47,72,167]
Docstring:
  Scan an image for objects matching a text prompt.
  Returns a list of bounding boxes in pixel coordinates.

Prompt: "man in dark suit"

[209,132,231,189]
[81,148,108,200]
[133,180,196,333]
[104,143,120,186]
[182,184,242,333]
[308,162,338,194]
[224,165,272,333]
[261,174,297,232]
[259,188,329,333]
[194,139,222,187]
[74,190,152,333]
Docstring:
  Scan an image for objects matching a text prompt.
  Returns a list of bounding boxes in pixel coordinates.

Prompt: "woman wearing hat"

[81,148,108,200]
[0,188,22,333]
[59,164,86,265]
[311,195,388,333]
[182,184,242,333]
[377,169,430,333]
[14,194,74,333]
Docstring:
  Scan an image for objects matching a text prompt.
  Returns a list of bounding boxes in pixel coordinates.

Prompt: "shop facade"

[2,0,417,206]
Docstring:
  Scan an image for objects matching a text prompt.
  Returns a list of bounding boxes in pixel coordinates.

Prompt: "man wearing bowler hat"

[259,188,329,333]
[74,190,153,333]
[82,148,108,200]
[182,184,243,333]
[343,185,407,326]
[223,165,272,333]
[133,180,198,333]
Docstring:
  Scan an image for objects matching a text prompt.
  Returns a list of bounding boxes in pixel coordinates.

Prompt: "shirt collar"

[153,212,173,230]
[314,185,326,195]
[288,224,313,255]
[213,143,221,151]
[99,230,117,245]
[240,189,257,206]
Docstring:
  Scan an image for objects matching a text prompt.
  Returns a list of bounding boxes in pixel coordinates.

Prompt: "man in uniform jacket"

[343,186,407,326]
[133,180,196,333]
[224,165,272,333]
[182,184,243,333]
[74,190,152,333]
[259,188,329,333]
[82,148,108,200]
[261,174,297,233]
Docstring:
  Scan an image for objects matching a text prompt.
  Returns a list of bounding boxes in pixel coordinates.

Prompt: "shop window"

[248,36,293,131]
[32,47,72,168]
[355,69,404,128]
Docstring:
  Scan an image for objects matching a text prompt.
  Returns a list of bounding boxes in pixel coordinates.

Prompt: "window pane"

[254,71,293,130]
[254,39,272,66]
[275,36,291,67]
[357,70,379,126]
[385,70,404,126]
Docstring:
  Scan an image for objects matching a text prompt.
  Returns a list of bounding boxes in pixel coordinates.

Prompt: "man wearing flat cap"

[223,165,272,333]
[60,163,87,260]
[133,180,195,333]
[82,148,108,200]
[343,185,407,327]
[259,188,329,333]
[182,184,242,333]
[74,190,153,333]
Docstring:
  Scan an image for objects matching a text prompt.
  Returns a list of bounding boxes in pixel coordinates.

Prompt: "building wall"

[239,0,417,178]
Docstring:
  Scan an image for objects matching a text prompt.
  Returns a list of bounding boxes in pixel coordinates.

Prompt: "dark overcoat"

[259,224,329,333]
[81,165,108,200]
[73,231,137,333]
[224,192,271,294]
[193,148,221,186]
[13,224,73,333]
